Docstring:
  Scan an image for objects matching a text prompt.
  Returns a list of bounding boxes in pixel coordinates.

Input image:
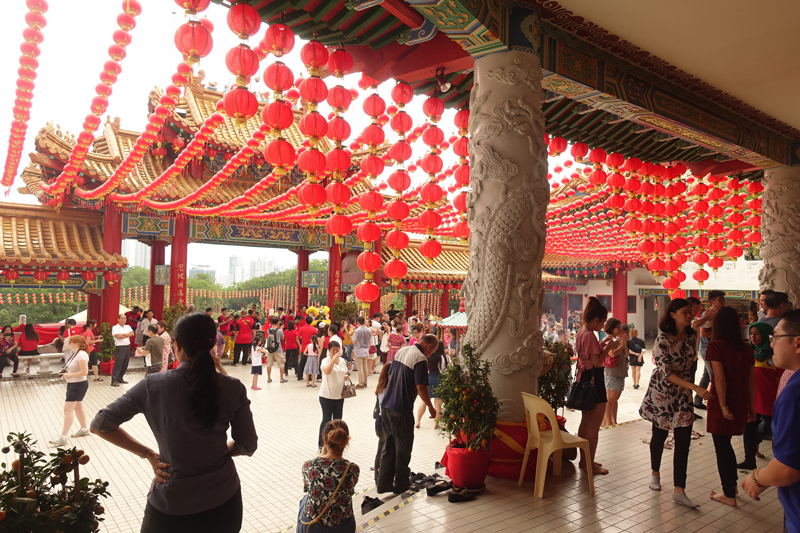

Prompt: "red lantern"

[327,48,353,77]
[422,96,444,121]
[56,270,70,283]
[297,182,326,212]
[325,214,353,240]
[261,23,294,57]
[174,21,213,62]
[357,251,381,273]
[82,271,96,282]
[359,190,383,213]
[174,0,212,13]
[225,44,259,79]
[223,87,257,123]
[549,137,568,156]
[263,61,293,92]
[300,40,328,70]
[420,239,442,262]
[386,230,409,250]
[385,259,408,281]
[227,1,261,38]
[357,221,381,243]
[355,281,380,303]
[262,101,294,131]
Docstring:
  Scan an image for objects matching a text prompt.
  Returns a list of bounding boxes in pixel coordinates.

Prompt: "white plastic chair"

[519,392,595,498]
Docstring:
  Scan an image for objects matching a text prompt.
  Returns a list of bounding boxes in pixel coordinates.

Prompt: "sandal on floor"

[447,489,475,503]
[93,377,104,381]
[12,373,20,378]
[426,480,453,497]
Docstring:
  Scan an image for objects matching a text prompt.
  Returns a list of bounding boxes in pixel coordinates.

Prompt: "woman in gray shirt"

[91,312,257,532]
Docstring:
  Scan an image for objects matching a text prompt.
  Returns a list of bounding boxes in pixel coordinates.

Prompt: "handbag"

[566,331,598,411]
[341,377,357,399]
[601,337,620,368]
[298,461,352,530]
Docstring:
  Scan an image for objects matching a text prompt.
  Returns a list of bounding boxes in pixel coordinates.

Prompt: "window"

[597,295,612,310]
[628,296,637,313]
[569,294,583,310]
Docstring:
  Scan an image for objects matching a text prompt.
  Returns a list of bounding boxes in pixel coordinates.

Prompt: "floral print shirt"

[640,331,698,430]
[302,457,359,527]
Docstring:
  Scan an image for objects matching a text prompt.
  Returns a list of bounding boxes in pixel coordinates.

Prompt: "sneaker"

[49,436,67,447]
[71,429,91,438]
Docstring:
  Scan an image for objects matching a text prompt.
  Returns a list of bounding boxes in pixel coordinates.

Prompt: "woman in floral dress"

[640,298,713,508]
[386,324,406,362]
[299,419,359,532]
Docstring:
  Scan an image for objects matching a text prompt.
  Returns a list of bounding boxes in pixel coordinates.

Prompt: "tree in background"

[187,272,224,312]
[226,259,329,311]
[0,289,82,326]
[121,266,150,289]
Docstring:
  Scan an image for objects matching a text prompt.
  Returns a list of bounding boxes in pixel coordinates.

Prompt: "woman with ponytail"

[299,419,359,532]
[91,312,257,532]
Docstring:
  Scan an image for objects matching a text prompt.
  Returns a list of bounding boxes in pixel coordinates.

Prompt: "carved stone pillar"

[463,51,549,422]
[760,167,800,306]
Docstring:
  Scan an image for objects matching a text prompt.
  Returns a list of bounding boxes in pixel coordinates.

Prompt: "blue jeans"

[296,494,356,533]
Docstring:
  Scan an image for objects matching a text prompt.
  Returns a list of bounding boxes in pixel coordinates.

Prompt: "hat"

[554,323,564,331]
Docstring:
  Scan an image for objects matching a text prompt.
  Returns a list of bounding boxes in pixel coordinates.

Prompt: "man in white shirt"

[111,313,134,387]
[353,317,372,389]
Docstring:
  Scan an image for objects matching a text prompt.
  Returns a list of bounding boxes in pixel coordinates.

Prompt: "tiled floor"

[0,359,786,532]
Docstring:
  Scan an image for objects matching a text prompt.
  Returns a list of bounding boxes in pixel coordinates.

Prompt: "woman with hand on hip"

[628,328,646,389]
[49,335,91,446]
[706,306,755,506]
[90,312,257,533]
[640,298,712,508]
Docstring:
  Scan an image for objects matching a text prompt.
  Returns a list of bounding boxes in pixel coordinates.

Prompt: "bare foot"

[414,424,420,428]
[593,461,603,468]
[580,463,609,475]
[710,491,737,507]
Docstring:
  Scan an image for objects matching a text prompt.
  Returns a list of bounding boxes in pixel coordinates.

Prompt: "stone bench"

[16,353,66,374]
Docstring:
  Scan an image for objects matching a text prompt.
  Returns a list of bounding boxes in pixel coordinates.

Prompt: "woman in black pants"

[91,313,257,532]
[0,325,19,378]
[640,298,713,509]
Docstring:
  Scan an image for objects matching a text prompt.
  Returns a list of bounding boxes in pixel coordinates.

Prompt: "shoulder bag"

[299,461,352,531]
[602,338,620,368]
[566,330,598,411]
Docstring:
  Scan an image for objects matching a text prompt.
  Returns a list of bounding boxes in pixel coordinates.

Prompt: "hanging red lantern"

[355,281,380,304]
[225,44,259,80]
[386,229,409,250]
[549,137,568,156]
[261,23,294,57]
[82,271,96,282]
[174,0,212,13]
[420,239,442,264]
[223,86,258,123]
[300,40,329,71]
[174,21,213,64]
[227,1,261,38]
[325,214,353,241]
[357,251,382,273]
[56,270,70,283]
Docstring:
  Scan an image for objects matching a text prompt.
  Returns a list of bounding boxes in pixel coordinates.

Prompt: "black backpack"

[266,328,279,353]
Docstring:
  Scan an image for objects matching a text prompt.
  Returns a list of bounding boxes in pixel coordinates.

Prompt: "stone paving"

[0,354,785,532]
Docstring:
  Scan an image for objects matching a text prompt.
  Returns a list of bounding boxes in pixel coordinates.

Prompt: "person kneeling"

[298,420,359,533]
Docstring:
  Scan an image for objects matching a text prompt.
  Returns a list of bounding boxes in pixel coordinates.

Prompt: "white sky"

[0,0,567,277]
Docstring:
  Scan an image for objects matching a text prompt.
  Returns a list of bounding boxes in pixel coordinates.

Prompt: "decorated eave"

[382,239,583,286]
[0,202,126,276]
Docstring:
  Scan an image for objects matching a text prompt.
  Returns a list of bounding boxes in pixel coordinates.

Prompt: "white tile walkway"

[0,356,786,532]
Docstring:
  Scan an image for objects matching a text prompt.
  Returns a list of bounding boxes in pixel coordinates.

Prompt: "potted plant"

[0,432,110,531]
[331,301,359,324]
[437,343,500,490]
[97,323,115,376]
[539,339,575,423]
[162,303,188,334]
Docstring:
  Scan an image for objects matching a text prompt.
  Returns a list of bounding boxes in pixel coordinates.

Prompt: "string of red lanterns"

[2,0,49,188]
[39,0,142,203]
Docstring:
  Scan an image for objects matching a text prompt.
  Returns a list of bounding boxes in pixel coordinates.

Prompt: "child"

[251,337,264,390]
[409,324,423,346]
[304,334,320,388]
[387,324,406,362]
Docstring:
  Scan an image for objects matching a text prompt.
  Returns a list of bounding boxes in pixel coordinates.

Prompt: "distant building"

[122,240,150,269]
[229,256,243,282]
[251,257,275,279]
[189,265,215,279]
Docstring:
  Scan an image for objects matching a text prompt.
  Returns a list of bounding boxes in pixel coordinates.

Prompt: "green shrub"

[331,301,359,323]
[437,343,500,451]
[539,340,575,412]
[162,303,188,334]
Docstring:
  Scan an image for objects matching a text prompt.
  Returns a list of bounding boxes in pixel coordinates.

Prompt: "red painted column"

[150,240,166,319]
[439,287,450,317]
[369,236,383,318]
[612,269,628,324]
[88,293,102,322]
[296,249,310,309]
[561,292,569,325]
[405,292,414,316]
[101,206,122,327]
[327,243,342,309]
[169,218,188,306]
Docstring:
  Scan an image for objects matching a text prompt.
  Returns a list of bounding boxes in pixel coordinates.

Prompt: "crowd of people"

[3,290,800,532]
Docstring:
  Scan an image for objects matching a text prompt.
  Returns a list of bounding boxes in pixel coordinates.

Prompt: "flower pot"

[443,444,491,490]
[99,360,114,376]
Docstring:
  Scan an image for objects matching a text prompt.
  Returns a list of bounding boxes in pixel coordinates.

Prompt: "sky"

[0,0,567,280]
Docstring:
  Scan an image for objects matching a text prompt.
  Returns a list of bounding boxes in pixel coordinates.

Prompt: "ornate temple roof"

[0,202,126,269]
[382,239,580,285]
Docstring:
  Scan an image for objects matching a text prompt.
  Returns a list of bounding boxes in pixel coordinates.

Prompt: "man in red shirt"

[296,315,317,381]
[233,311,255,366]
[124,306,141,355]
[217,308,234,358]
